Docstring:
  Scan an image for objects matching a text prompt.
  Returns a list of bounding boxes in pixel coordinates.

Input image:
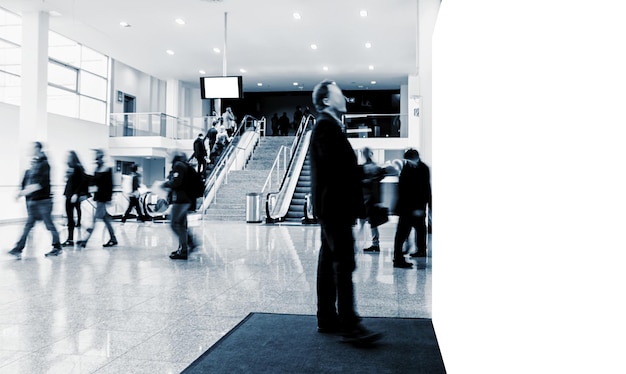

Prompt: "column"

[19,11,49,153]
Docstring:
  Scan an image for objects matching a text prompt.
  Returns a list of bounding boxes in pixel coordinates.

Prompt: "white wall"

[110,60,167,114]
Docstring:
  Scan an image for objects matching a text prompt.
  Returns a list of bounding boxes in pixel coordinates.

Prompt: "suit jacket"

[393,160,431,216]
[309,112,365,225]
[193,137,207,157]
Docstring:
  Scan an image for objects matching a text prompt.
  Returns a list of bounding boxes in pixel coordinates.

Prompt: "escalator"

[265,115,316,224]
[283,150,311,222]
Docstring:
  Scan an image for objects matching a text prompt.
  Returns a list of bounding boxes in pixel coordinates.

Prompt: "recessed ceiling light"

[365,42,372,48]
[175,18,186,25]
[293,82,299,86]
[257,83,263,87]
[371,81,377,85]
[293,12,301,20]
[213,47,221,53]
[199,70,206,74]
[360,10,368,17]
[166,49,175,55]
[369,65,374,70]
[323,66,329,71]
[120,21,131,27]
[310,44,318,50]
[240,68,247,73]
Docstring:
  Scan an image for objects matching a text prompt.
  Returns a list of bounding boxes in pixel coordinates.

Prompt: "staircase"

[203,136,295,221]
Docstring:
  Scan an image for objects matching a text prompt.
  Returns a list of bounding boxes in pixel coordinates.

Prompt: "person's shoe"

[103,239,118,247]
[61,239,74,247]
[45,247,63,257]
[409,251,427,258]
[363,245,380,253]
[76,240,87,248]
[393,260,414,268]
[169,252,188,260]
[8,248,22,259]
[340,324,382,345]
[317,321,340,334]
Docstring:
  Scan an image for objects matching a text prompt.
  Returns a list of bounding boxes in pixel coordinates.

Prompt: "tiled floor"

[0,217,432,373]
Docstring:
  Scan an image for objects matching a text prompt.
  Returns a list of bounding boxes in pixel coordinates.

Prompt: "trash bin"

[246,192,262,223]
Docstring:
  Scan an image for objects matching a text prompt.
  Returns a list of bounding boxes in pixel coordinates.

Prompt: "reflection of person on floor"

[309,79,382,345]
[77,149,118,248]
[8,141,63,259]
[392,148,431,268]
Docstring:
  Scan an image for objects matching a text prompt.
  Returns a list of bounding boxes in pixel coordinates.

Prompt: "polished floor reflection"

[0,217,432,373]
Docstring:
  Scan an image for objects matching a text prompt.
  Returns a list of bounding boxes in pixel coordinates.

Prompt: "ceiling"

[0,0,419,93]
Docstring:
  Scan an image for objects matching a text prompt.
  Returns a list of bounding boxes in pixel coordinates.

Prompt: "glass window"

[81,46,108,77]
[48,31,80,67]
[0,38,21,76]
[79,95,106,124]
[0,7,21,45]
[79,70,107,101]
[47,85,78,118]
[0,70,20,105]
[48,60,78,91]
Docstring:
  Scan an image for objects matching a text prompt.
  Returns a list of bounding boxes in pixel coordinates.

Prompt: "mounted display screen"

[200,76,243,99]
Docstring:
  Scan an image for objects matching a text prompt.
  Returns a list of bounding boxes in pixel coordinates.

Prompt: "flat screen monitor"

[200,76,243,99]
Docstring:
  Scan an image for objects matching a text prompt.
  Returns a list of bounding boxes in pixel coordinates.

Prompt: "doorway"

[123,94,136,136]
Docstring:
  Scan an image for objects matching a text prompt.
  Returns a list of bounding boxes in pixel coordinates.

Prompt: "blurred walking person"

[161,151,197,260]
[61,150,88,247]
[77,149,118,248]
[8,142,62,259]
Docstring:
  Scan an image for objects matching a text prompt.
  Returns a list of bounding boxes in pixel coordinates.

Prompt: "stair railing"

[264,114,315,222]
[198,115,261,213]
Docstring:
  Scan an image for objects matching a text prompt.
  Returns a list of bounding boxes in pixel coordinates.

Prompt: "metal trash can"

[246,192,262,223]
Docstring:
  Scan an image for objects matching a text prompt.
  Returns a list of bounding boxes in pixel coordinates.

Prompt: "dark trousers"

[65,197,82,240]
[15,198,60,250]
[122,194,145,222]
[170,202,195,255]
[84,201,116,243]
[393,213,427,260]
[196,156,206,174]
[317,221,359,329]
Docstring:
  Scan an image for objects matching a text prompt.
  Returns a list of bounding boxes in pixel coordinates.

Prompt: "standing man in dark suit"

[309,79,382,345]
[392,148,432,268]
[192,133,207,175]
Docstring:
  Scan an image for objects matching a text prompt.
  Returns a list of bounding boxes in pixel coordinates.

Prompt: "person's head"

[362,147,373,162]
[312,79,347,114]
[29,141,44,158]
[403,148,420,166]
[198,133,203,138]
[131,164,138,173]
[67,150,82,168]
[171,151,187,165]
[226,107,232,113]
[218,125,225,133]
[94,148,105,167]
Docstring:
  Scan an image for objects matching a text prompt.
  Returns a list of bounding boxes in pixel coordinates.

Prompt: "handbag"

[368,204,389,228]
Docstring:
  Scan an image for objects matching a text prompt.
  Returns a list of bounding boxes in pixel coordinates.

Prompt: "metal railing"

[264,114,315,222]
[342,113,408,138]
[109,112,208,139]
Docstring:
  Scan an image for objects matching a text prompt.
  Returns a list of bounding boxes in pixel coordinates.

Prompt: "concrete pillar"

[19,11,49,155]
